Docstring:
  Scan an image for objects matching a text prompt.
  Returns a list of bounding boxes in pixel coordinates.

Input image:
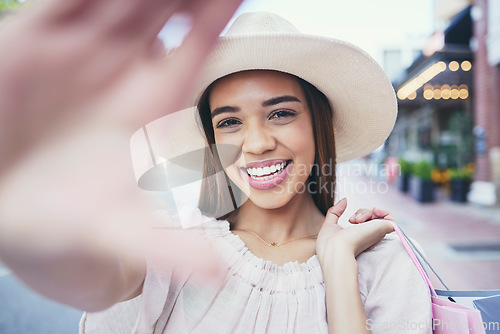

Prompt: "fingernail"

[334,198,346,206]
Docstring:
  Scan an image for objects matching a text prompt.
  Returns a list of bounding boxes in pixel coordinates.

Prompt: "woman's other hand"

[349,207,395,224]
[316,199,395,264]
[317,199,395,334]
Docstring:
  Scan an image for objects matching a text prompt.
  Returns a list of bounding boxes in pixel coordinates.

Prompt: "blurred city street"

[338,161,500,291]
[0,263,82,334]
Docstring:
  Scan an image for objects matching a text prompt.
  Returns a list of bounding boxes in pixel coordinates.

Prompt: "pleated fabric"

[81,209,432,334]
[134,214,329,334]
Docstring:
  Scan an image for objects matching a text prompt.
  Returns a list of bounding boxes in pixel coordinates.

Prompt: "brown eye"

[269,110,296,120]
[216,118,241,129]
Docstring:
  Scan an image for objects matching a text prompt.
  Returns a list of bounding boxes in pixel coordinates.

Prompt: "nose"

[241,123,276,155]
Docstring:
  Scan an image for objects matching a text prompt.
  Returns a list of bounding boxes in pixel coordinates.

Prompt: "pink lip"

[240,161,293,190]
[241,159,290,169]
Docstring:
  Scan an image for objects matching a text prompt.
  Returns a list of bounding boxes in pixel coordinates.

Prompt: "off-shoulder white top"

[80,210,432,334]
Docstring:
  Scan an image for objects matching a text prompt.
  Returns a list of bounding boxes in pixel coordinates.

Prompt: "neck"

[230,190,325,244]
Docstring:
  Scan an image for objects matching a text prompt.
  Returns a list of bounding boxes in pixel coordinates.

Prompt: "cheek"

[286,122,315,157]
[213,133,244,184]
[214,133,244,169]
[288,122,316,176]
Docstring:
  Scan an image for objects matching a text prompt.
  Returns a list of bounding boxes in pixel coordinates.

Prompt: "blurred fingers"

[42,0,181,41]
[127,0,243,127]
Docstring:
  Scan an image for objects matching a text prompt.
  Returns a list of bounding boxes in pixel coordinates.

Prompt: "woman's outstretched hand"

[316,199,395,263]
[0,0,241,309]
[0,0,242,171]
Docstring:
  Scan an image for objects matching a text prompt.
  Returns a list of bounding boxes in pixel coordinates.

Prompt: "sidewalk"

[337,161,500,291]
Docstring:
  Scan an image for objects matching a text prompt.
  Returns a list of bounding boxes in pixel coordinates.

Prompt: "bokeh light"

[461,60,472,71]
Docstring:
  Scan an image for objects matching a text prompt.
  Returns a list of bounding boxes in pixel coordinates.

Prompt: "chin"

[247,195,292,210]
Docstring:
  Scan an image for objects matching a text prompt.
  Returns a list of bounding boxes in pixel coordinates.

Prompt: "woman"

[0,3,431,334]
[82,12,432,333]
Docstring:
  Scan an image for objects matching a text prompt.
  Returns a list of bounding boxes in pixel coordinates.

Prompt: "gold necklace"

[232,228,318,247]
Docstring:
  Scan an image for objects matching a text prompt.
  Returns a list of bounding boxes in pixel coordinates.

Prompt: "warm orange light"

[441,89,451,99]
[461,60,472,71]
[449,61,459,71]
[424,89,434,100]
[437,61,447,71]
[459,89,469,99]
[397,61,447,99]
[434,89,441,99]
[408,91,417,100]
[459,84,468,90]
[451,89,459,99]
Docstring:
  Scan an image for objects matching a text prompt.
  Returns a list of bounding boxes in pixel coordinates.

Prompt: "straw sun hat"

[131,12,397,190]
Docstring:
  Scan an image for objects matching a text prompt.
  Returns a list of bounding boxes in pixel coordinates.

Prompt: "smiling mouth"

[242,160,292,181]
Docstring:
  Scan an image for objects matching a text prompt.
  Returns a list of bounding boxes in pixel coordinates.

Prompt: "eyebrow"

[262,95,301,107]
[211,95,301,119]
[210,106,240,119]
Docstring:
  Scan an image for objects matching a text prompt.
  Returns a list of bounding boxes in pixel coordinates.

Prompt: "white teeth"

[246,161,290,180]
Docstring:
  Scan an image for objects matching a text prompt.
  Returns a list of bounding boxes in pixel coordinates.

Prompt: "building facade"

[389,0,500,206]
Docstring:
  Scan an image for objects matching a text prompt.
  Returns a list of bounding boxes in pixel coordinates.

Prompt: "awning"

[395,6,473,106]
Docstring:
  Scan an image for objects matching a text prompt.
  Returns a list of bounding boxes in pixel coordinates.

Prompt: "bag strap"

[389,222,438,298]
[398,225,450,291]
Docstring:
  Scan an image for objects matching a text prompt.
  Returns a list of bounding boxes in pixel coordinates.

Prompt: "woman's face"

[209,70,316,209]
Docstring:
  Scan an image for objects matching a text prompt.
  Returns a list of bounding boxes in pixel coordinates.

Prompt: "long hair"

[196,71,336,219]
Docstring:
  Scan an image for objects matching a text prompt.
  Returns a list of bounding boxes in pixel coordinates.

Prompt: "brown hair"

[196,71,336,219]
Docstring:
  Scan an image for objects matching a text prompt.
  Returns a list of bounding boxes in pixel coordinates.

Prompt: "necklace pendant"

[270,242,278,247]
